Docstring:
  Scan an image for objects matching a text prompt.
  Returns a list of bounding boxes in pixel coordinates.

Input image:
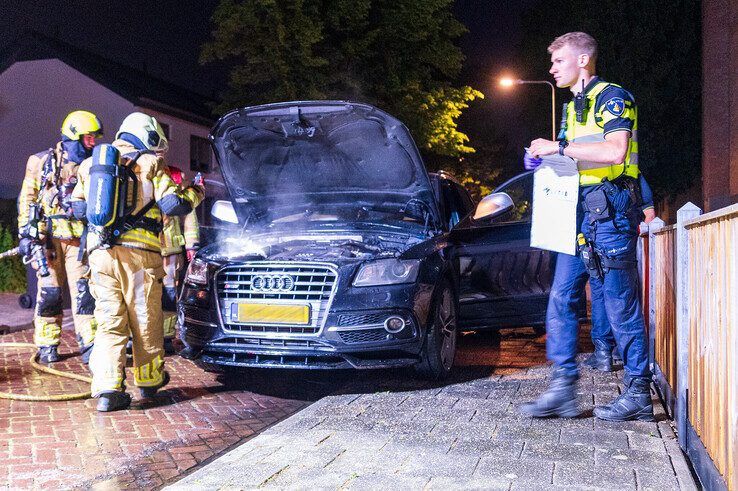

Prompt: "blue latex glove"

[523,152,542,171]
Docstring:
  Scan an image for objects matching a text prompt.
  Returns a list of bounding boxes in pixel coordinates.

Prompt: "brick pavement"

[0,326,323,490]
[170,328,698,490]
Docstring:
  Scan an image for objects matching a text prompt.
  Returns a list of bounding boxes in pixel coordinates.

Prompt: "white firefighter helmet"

[116,112,169,153]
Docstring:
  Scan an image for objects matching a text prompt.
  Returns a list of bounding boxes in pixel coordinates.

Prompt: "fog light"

[384,316,406,333]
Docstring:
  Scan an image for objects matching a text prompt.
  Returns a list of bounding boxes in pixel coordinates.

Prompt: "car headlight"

[353,259,420,286]
[185,258,210,285]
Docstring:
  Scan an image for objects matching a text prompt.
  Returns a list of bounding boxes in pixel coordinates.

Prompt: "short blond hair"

[548,32,598,61]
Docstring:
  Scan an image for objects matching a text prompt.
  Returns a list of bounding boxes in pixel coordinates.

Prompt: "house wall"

[702,0,738,211]
[0,59,135,199]
[0,59,220,210]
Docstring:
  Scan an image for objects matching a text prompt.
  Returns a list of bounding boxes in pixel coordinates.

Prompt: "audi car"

[178,101,561,379]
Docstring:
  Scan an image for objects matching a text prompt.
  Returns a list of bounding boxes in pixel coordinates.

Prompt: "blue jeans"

[589,278,616,348]
[546,184,651,380]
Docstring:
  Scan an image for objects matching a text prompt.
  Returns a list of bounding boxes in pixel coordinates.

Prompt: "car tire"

[414,279,457,380]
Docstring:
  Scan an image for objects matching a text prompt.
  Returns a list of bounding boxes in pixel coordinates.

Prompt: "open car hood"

[210,101,441,229]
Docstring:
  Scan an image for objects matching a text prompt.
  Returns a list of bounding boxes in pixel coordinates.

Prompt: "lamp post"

[499,78,557,141]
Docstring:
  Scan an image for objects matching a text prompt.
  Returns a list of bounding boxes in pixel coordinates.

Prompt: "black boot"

[611,347,623,364]
[37,345,60,363]
[139,371,170,398]
[593,377,655,422]
[163,338,175,355]
[96,391,132,412]
[519,368,580,418]
[582,339,613,372]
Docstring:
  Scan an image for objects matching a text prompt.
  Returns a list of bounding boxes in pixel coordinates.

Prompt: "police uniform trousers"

[34,238,96,347]
[545,183,651,380]
[88,246,166,396]
[161,252,184,340]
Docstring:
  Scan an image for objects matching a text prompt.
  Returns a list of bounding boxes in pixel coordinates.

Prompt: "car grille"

[212,336,334,350]
[338,328,389,344]
[337,312,389,327]
[216,262,338,336]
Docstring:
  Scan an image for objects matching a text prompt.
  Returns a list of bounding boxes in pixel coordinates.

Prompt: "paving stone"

[554,461,636,488]
[521,442,595,463]
[636,468,681,490]
[494,425,560,443]
[594,447,672,470]
[426,476,510,490]
[628,432,667,453]
[559,427,629,450]
[449,438,524,458]
[343,472,430,490]
[475,455,554,484]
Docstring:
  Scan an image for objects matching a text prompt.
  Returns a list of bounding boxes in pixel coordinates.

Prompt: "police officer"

[521,32,654,422]
[584,174,655,371]
[18,110,102,363]
[71,112,204,412]
[160,165,200,354]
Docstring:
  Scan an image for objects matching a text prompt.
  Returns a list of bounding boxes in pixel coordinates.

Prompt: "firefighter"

[18,110,102,364]
[71,112,204,412]
[160,165,200,354]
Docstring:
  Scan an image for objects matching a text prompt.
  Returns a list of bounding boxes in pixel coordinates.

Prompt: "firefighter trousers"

[34,238,96,347]
[88,246,166,396]
[161,253,184,340]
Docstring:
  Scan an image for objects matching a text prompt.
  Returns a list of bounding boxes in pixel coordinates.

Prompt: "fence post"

[647,217,665,369]
[675,202,701,449]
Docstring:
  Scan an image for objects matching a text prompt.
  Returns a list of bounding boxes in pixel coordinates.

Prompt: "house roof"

[0,31,217,126]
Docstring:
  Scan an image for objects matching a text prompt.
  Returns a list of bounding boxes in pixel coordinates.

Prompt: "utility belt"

[577,233,637,279]
[580,175,642,223]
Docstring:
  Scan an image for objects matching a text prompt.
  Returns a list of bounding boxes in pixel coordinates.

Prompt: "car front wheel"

[415,280,457,380]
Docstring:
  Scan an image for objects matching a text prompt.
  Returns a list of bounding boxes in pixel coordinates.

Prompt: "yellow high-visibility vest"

[564,79,639,186]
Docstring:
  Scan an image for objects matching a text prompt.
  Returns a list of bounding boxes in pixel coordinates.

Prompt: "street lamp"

[499,78,557,141]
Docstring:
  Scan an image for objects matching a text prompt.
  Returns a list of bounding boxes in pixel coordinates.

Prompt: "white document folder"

[529,152,579,256]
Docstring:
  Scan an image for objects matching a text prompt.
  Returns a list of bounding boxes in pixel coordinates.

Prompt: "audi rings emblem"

[251,274,296,293]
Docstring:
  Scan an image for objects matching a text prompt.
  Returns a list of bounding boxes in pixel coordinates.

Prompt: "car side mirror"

[211,200,238,224]
[472,192,515,222]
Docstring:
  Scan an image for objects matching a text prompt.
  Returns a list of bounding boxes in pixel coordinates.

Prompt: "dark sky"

[0,0,550,155]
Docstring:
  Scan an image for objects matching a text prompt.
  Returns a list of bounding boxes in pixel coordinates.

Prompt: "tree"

[201,0,483,158]
[519,0,701,201]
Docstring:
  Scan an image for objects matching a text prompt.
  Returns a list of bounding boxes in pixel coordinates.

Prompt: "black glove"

[18,237,33,257]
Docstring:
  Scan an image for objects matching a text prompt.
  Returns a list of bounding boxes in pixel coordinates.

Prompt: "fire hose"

[0,343,91,401]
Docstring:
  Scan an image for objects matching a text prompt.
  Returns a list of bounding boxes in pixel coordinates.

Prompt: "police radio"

[574,79,587,123]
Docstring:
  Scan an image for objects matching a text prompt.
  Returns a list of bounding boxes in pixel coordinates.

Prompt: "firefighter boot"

[593,377,655,422]
[37,345,60,363]
[519,368,581,418]
[80,343,94,364]
[139,370,170,399]
[582,339,614,372]
[96,391,132,412]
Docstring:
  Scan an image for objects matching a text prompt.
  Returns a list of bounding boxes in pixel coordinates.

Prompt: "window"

[190,135,212,173]
[441,181,475,229]
[493,171,534,221]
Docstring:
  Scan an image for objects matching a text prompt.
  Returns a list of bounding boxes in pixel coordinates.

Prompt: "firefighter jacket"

[160,209,200,257]
[72,139,204,253]
[18,142,85,239]
[560,77,639,186]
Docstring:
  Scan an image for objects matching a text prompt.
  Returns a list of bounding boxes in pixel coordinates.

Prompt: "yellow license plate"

[237,303,310,325]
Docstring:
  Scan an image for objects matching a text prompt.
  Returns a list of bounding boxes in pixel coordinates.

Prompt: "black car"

[178,101,559,379]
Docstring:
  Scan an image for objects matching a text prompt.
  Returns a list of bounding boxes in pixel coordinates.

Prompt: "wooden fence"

[645,202,738,491]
